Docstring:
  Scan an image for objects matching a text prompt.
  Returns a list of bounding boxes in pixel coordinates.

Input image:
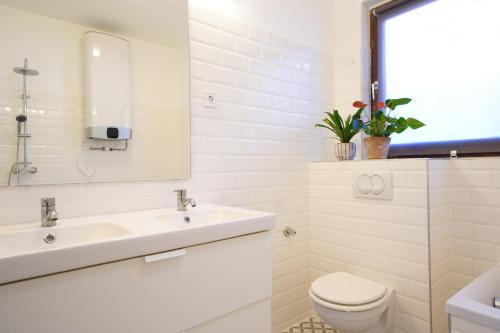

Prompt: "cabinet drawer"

[0,232,272,333]
[186,299,271,333]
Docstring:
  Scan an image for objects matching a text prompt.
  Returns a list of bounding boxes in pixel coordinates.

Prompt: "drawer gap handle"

[144,249,186,263]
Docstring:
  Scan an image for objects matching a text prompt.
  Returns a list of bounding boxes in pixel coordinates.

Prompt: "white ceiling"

[0,0,188,47]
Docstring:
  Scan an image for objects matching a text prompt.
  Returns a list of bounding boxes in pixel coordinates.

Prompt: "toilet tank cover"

[311,272,387,305]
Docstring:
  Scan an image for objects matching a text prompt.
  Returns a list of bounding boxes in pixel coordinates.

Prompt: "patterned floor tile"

[282,317,337,333]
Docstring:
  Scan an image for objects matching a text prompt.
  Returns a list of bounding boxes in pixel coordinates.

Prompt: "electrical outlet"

[204,91,217,108]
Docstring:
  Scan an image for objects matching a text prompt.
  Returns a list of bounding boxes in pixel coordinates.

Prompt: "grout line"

[426,160,434,333]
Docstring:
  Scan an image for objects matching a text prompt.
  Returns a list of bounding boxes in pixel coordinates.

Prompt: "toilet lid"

[311,272,387,306]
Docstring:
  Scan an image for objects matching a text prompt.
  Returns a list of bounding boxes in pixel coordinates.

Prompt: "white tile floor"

[282,318,337,333]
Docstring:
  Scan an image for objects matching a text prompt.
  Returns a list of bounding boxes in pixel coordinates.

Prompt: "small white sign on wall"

[353,172,393,200]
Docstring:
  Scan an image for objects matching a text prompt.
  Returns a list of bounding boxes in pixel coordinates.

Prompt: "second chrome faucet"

[41,197,58,227]
[174,189,196,211]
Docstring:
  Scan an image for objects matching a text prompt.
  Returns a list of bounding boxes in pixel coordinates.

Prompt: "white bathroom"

[1,0,499,332]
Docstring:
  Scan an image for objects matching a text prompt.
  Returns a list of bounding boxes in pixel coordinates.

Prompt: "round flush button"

[371,175,385,195]
[357,175,372,194]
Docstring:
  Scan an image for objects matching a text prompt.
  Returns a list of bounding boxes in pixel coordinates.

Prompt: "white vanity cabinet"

[0,232,272,333]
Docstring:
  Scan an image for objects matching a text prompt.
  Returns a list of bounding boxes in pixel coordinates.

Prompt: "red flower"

[376,101,386,109]
[353,101,367,109]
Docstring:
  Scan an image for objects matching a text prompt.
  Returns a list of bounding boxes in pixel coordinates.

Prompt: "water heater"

[83,31,132,141]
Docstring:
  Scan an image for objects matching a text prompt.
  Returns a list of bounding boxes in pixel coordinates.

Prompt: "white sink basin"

[155,207,261,227]
[0,205,275,285]
[447,264,500,331]
[0,222,130,257]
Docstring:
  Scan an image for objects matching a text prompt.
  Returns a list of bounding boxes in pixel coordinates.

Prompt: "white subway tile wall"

[0,6,334,333]
[428,158,500,333]
[308,160,431,333]
[448,158,500,291]
[189,11,334,332]
[428,160,453,333]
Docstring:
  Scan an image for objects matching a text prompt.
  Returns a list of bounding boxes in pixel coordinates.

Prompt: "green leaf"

[352,108,363,120]
[332,111,345,129]
[386,98,412,110]
[314,124,332,130]
[315,109,364,143]
[373,110,386,122]
[317,123,342,139]
[386,124,397,135]
[387,117,398,124]
[393,118,408,133]
[407,117,425,129]
[397,117,408,128]
[325,112,341,131]
[322,117,336,129]
[345,115,353,128]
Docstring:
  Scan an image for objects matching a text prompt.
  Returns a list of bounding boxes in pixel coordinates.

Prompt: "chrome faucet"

[41,197,58,227]
[174,189,196,211]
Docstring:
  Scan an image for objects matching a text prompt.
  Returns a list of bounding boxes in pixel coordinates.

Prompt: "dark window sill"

[388,138,500,158]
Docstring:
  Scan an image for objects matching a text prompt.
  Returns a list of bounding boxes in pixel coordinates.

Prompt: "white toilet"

[309,272,394,333]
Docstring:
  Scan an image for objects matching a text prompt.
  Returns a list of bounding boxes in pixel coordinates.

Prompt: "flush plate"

[353,172,392,200]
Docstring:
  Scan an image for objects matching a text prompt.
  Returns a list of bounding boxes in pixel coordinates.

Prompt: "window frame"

[370,0,500,158]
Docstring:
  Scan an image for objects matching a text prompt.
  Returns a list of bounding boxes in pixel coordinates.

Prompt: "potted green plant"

[355,98,425,159]
[314,108,363,160]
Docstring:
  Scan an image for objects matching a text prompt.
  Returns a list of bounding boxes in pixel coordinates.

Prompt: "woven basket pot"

[335,142,356,161]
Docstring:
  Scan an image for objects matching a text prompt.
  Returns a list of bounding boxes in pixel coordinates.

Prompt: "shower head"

[13,67,39,76]
[13,58,39,76]
[16,114,27,123]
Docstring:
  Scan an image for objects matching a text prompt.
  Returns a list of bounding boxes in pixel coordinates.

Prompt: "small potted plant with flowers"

[314,108,364,160]
[355,98,425,159]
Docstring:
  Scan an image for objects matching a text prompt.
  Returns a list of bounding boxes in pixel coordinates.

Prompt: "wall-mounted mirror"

[0,0,190,186]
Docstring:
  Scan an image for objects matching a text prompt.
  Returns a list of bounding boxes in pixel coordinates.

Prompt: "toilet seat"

[310,272,389,312]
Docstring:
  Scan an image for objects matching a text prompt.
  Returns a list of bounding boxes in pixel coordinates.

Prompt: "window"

[371,0,500,157]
